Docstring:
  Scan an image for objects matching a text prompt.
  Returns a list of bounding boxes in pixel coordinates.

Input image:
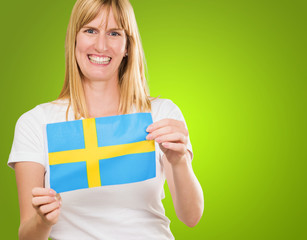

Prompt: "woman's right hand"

[31,187,62,226]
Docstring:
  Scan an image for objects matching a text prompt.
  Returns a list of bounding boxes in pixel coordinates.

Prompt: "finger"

[56,193,62,202]
[147,124,184,140]
[155,133,187,144]
[146,119,184,132]
[162,142,187,153]
[32,196,57,208]
[32,188,56,197]
[39,201,61,215]
[45,208,60,223]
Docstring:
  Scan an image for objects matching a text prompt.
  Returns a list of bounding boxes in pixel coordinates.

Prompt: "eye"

[109,31,120,37]
[85,29,96,34]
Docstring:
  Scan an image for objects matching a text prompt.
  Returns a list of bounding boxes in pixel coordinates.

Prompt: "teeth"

[88,55,111,64]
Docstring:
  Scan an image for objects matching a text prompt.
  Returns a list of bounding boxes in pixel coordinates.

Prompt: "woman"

[8,0,204,239]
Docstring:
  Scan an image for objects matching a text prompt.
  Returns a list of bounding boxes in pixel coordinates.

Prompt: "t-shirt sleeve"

[153,99,193,160]
[165,100,193,159]
[8,106,46,169]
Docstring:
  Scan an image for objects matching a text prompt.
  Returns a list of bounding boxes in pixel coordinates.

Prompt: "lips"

[88,54,112,65]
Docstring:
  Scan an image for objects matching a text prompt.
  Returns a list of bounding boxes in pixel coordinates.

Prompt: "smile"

[88,55,111,65]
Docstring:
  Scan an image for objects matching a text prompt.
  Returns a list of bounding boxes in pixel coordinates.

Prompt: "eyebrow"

[82,25,124,31]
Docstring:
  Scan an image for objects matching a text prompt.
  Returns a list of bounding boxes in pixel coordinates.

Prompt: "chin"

[87,75,111,82]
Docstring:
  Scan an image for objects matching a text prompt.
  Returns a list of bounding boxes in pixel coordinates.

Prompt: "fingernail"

[156,137,161,143]
[146,134,152,140]
[146,126,152,132]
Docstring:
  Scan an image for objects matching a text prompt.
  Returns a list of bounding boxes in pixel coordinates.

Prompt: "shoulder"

[15,103,45,130]
[151,97,177,112]
[17,99,70,126]
[150,97,184,122]
[9,101,63,169]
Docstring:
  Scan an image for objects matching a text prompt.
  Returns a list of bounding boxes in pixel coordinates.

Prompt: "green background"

[1,0,306,239]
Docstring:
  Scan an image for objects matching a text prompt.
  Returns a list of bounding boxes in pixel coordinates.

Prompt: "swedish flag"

[46,113,156,193]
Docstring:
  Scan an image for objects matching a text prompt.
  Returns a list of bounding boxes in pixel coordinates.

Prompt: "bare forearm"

[171,155,204,227]
[19,214,52,240]
[146,118,204,226]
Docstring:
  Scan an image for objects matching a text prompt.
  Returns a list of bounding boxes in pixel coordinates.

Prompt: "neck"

[82,77,120,118]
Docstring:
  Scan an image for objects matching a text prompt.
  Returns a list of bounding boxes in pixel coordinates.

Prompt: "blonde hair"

[58,0,151,120]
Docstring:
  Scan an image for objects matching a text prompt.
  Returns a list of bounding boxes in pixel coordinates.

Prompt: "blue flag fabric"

[46,113,156,193]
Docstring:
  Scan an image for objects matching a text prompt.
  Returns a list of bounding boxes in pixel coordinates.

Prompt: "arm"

[146,119,204,227]
[15,162,61,240]
[162,153,203,227]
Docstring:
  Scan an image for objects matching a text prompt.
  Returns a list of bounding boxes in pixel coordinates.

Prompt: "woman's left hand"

[146,119,190,166]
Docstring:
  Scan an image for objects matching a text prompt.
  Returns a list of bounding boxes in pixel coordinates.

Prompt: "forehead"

[86,7,120,29]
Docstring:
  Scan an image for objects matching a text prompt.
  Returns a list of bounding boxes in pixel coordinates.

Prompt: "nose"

[94,33,108,52]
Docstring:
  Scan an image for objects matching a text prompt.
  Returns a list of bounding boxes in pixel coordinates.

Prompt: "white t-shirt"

[8,98,193,240]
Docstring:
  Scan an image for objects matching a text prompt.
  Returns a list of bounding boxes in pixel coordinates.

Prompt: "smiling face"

[75,7,127,83]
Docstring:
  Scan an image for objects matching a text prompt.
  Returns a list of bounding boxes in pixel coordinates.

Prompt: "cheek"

[75,34,89,54]
[75,44,82,67]
[113,39,127,54]
[76,43,83,56]
[75,37,89,65]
